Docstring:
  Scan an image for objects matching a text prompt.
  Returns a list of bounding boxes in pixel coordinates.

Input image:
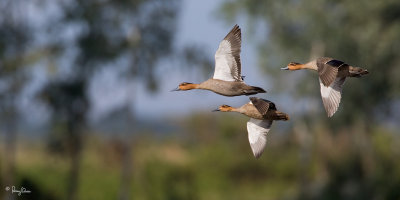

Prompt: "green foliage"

[219,0,400,126]
[8,114,399,200]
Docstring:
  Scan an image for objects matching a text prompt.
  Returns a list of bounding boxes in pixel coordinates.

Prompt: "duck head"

[171,82,198,91]
[281,62,303,70]
[213,104,234,112]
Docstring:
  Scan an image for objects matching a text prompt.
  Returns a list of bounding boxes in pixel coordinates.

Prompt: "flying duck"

[214,97,289,158]
[281,57,369,117]
[172,25,266,96]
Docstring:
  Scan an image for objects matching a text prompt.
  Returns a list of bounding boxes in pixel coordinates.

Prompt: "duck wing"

[213,24,243,82]
[319,77,346,117]
[318,58,347,87]
[249,97,276,116]
[247,118,273,159]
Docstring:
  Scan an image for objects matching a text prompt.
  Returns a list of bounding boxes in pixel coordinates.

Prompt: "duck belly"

[202,79,246,96]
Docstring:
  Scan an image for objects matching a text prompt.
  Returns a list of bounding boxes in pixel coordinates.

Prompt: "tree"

[219,0,400,127]
[37,0,182,199]
[219,1,400,199]
[0,1,35,199]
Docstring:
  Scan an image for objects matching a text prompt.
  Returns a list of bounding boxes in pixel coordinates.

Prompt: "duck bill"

[170,87,181,92]
[212,108,220,112]
[281,67,289,70]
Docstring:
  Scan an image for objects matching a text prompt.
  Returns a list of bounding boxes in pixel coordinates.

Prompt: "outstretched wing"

[247,118,273,159]
[249,97,276,116]
[213,24,242,82]
[318,58,347,86]
[319,77,346,117]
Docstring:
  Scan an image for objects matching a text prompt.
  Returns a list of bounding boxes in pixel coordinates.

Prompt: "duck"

[281,57,369,117]
[172,25,266,96]
[214,97,289,158]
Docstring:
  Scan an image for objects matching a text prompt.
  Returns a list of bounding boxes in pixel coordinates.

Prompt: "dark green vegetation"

[1,114,400,200]
[220,0,400,126]
[1,0,400,199]
[217,0,400,199]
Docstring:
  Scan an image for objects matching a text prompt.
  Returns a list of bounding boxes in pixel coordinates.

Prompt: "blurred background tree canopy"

[220,0,400,128]
[218,0,400,199]
[1,0,185,199]
[0,0,399,200]
[38,0,183,200]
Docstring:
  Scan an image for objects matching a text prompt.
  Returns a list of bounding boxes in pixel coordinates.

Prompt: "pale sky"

[20,0,305,126]
[128,0,273,119]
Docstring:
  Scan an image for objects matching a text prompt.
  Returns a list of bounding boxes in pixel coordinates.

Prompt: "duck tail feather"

[349,66,369,77]
[274,111,289,121]
[250,86,267,93]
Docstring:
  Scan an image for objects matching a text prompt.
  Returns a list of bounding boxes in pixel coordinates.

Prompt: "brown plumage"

[282,57,369,117]
[214,97,289,158]
[250,97,275,116]
[222,24,242,81]
[318,58,344,86]
[172,24,266,96]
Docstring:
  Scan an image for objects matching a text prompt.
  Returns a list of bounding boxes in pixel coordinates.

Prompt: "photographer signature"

[5,186,31,196]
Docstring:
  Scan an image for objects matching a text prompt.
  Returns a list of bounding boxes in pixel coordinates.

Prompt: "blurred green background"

[1,0,400,200]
